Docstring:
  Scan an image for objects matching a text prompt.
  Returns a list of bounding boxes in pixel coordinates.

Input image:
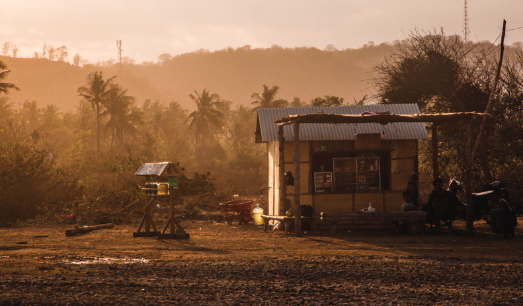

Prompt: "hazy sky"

[0,0,521,63]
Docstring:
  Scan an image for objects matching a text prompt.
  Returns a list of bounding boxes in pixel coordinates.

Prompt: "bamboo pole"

[278,125,286,216]
[293,122,301,235]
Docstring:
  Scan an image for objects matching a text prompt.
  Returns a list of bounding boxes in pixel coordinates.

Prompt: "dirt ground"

[1,217,523,305]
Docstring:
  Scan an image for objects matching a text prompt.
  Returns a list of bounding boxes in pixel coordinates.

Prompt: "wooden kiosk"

[133,162,189,239]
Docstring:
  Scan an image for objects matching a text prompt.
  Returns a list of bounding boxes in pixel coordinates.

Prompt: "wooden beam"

[293,122,302,235]
[275,112,489,126]
[278,125,286,216]
[432,123,439,179]
[465,120,474,235]
[308,141,314,194]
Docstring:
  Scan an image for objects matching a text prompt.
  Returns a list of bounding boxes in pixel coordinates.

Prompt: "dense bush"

[0,140,80,225]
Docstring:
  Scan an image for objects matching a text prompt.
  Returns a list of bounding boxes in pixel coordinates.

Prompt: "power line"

[506,26,523,32]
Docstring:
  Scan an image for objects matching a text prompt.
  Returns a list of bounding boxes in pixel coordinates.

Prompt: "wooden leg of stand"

[148,212,158,233]
[136,215,146,233]
[137,198,153,233]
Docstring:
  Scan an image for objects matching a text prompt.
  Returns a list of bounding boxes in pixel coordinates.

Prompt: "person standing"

[406,180,424,210]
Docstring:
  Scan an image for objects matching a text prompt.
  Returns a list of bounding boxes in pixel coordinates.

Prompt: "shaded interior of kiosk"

[311,139,390,194]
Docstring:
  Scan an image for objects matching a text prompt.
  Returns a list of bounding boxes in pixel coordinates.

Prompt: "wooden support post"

[308,141,313,194]
[134,197,159,237]
[465,120,474,235]
[278,125,286,216]
[432,123,439,179]
[169,186,175,235]
[293,122,302,235]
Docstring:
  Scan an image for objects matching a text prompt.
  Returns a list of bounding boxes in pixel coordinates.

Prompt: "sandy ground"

[1,218,523,305]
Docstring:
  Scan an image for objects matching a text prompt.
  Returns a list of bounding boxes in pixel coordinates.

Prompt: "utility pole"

[116,40,122,67]
[463,0,470,41]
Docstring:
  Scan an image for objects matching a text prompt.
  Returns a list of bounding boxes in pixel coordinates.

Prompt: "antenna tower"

[116,40,122,66]
[463,0,470,41]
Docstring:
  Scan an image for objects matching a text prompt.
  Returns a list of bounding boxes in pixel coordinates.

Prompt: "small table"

[261,215,316,234]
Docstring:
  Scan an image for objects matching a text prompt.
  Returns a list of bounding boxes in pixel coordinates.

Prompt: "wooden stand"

[133,197,160,237]
[158,186,189,239]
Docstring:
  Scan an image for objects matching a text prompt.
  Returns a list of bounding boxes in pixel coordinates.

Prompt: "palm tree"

[251,84,289,110]
[0,60,19,95]
[187,89,225,144]
[40,104,61,133]
[77,71,115,153]
[102,85,143,150]
[19,100,41,132]
[142,99,165,142]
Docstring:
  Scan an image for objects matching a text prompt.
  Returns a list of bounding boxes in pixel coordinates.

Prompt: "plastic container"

[252,204,264,225]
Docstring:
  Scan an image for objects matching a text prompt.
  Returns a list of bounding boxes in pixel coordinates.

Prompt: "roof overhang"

[275,112,489,126]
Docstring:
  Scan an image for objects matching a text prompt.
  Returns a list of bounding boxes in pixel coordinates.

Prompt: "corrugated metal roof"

[256,104,429,142]
[135,162,179,176]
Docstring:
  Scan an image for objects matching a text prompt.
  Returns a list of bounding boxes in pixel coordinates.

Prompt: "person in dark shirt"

[423,178,460,232]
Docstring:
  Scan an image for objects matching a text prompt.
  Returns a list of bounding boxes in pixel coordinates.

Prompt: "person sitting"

[424,178,459,232]
[402,191,416,211]
[407,180,424,210]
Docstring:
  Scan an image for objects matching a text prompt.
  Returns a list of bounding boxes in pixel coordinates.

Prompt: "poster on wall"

[314,172,332,193]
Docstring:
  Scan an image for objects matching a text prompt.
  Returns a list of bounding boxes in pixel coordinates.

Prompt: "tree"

[187,88,225,144]
[0,60,19,95]
[251,84,289,110]
[56,46,68,62]
[77,71,116,153]
[310,95,344,107]
[2,42,10,56]
[40,104,61,134]
[11,45,18,58]
[103,85,143,150]
[291,96,304,107]
[158,53,172,64]
[73,53,83,66]
[47,45,56,61]
[372,30,507,185]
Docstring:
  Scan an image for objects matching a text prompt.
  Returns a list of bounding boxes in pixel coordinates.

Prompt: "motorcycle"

[449,179,518,237]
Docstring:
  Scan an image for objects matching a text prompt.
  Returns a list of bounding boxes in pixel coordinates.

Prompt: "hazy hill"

[1,43,397,111]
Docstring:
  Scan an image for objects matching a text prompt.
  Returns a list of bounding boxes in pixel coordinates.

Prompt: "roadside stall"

[256,104,488,234]
[134,162,189,239]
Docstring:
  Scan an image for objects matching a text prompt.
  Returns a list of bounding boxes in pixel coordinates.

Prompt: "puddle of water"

[0,256,9,259]
[65,257,150,265]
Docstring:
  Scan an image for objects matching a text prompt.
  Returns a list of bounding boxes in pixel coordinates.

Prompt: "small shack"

[134,162,188,239]
[255,104,429,217]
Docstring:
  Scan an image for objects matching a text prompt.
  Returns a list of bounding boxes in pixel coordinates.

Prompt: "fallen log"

[65,223,115,237]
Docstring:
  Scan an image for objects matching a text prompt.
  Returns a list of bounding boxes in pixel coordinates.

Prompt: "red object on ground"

[218,200,254,225]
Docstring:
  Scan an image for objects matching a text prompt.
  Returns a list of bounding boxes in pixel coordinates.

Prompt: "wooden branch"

[65,223,115,237]
[471,19,506,161]
[111,199,141,215]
